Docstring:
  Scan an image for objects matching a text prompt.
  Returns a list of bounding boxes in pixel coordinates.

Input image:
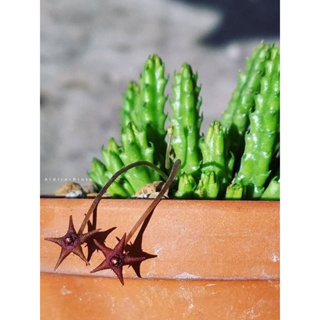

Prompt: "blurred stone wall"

[40,0,279,194]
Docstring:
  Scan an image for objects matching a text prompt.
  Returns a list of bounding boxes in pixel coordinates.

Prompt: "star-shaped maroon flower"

[85,221,117,263]
[90,233,146,285]
[121,211,157,278]
[45,215,99,270]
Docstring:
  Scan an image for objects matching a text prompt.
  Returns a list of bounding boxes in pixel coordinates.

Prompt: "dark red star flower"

[90,233,146,285]
[122,211,157,278]
[85,221,117,263]
[45,215,99,270]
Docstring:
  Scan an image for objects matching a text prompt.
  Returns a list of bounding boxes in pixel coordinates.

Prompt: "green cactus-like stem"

[101,138,124,175]
[138,55,168,134]
[102,171,132,198]
[194,172,220,199]
[199,120,234,196]
[90,56,169,196]
[174,174,197,199]
[221,42,274,160]
[260,176,280,200]
[170,63,203,176]
[120,81,140,131]
[225,180,244,200]
[121,55,168,163]
[88,158,131,197]
[236,46,280,199]
[120,122,159,192]
[101,138,135,195]
[88,157,108,188]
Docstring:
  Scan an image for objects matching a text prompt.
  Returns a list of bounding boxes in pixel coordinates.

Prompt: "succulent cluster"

[88,42,280,200]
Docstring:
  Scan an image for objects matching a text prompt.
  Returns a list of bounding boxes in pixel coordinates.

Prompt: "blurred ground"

[40,0,279,195]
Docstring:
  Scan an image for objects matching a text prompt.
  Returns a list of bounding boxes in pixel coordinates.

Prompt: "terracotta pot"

[40,198,280,319]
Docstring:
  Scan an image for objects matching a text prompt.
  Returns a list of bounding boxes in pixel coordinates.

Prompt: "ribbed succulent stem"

[101,138,135,196]
[236,46,280,199]
[260,176,280,200]
[174,174,197,199]
[221,42,274,165]
[127,55,169,165]
[199,120,234,197]
[169,63,203,177]
[88,158,130,198]
[120,81,140,131]
[194,172,220,199]
[120,122,160,192]
[225,180,244,200]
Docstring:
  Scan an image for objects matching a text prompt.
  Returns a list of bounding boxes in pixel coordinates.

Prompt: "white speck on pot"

[188,303,194,311]
[244,306,261,319]
[153,245,163,255]
[271,253,279,262]
[174,272,200,279]
[60,285,72,295]
[205,283,217,287]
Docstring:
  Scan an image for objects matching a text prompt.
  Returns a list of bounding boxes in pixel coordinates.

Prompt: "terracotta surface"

[40,198,280,319]
[41,273,279,320]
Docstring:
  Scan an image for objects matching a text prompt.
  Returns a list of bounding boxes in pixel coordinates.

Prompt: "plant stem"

[225,180,244,200]
[199,120,234,197]
[195,172,219,199]
[221,42,273,162]
[121,55,168,164]
[174,173,197,199]
[170,63,202,176]
[235,46,280,198]
[260,176,280,200]
[120,122,159,191]
[125,159,180,245]
[78,161,169,235]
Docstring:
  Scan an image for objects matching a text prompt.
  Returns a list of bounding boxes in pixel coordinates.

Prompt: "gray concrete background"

[40,0,279,195]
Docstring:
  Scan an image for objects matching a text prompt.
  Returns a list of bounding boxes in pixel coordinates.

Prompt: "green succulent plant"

[88,42,280,200]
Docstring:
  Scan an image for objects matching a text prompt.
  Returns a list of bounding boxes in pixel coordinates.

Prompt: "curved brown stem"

[78,161,169,234]
[125,159,180,245]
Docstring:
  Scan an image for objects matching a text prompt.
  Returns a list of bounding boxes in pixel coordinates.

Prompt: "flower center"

[110,254,123,267]
[63,233,78,248]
